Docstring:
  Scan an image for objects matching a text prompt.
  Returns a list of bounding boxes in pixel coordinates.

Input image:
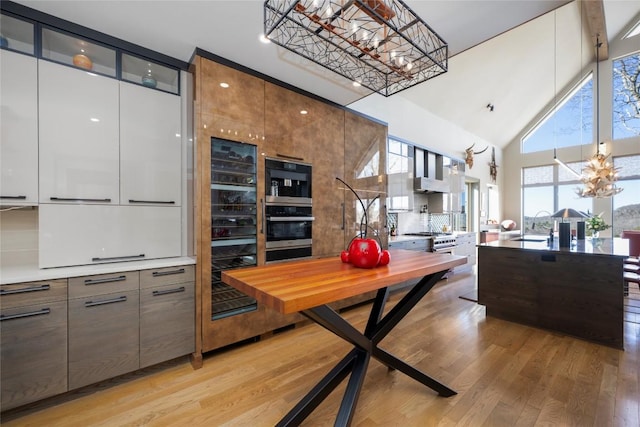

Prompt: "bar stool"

[622,230,640,296]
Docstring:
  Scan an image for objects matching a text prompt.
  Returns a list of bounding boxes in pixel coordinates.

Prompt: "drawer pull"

[0,195,27,199]
[276,153,304,161]
[152,268,186,277]
[85,295,127,307]
[84,275,127,285]
[50,197,112,202]
[0,284,50,295]
[92,254,145,262]
[128,199,176,204]
[152,286,186,296]
[1,308,50,321]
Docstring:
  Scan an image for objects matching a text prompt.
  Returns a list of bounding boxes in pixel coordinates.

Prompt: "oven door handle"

[260,199,265,234]
[267,217,315,222]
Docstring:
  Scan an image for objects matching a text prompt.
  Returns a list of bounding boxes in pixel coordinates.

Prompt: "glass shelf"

[121,53,179,94]
[0,13,35,55]
[41,27,116,77]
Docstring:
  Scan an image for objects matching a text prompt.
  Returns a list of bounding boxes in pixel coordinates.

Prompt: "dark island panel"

[478,245,624,349]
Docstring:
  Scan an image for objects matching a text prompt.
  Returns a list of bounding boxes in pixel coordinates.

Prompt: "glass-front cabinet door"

[210,138,258,320]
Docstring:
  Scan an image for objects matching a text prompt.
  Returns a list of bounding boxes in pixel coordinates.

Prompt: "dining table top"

[221,249,467,314]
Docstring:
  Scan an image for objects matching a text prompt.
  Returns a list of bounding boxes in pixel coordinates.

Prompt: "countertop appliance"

[265,157,312,205]
[404,232,458,254]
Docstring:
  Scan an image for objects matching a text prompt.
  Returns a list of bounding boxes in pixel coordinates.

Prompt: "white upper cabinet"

[120,81,182,206]
[1,50,38,205]
[38,60,120,204]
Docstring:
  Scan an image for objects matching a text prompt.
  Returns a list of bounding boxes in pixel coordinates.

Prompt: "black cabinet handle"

[1,308,50,321]
[152,268,185,277]
[260,198,265,234]
[128,199,175,204]
[0,284,50,295]
[85,295,127,307]
[341,203,345,231]
[84,275,127,285]
[152,286,186,296]
[541,254,556,262]
[92,254,145,262]
[276,153,305,161]
[0,195,27,199]
[50,197,111,202]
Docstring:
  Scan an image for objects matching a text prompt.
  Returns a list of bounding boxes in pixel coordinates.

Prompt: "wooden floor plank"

[2,269,639,426]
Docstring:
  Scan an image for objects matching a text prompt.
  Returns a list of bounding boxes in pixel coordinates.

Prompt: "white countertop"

[0,256,196,285]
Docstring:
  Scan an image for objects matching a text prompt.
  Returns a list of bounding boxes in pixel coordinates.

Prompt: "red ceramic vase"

[348,238,381,269]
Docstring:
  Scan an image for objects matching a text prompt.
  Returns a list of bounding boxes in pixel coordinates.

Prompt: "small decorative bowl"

[141,73,157,88]
[73,54,93,70]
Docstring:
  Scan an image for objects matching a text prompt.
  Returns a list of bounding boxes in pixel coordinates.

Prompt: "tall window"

[386,137,413,211]
[387,138,411,174]
[522,164,592,233]
[522,75,593,153]
[612,52,640,140]
[613,154,640,236]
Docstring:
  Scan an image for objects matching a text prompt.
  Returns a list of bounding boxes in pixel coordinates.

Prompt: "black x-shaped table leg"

[275,270,456,427]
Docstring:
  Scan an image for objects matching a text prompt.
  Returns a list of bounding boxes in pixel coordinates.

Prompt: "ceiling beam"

[582,0,608,60]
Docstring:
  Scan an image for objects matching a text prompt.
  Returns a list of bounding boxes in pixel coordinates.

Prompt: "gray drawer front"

[68,290,139,390]
[0,279,67,309]
[1,300,68,411]
[140,282,195,368]
[69,271,139,299]
[140,265,195,289]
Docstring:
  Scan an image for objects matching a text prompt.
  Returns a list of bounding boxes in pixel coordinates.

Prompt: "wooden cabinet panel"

[1,300,68,411]
[264,82,346,258]
[140,265,195,289]
[140,281,195,368]
[68,289,140,389]
[69,271,139,299]
[344,111,388,250]
[198,59,265,147]
[0,50,38,205]
[478,246,624,348]
[0,278,67,309]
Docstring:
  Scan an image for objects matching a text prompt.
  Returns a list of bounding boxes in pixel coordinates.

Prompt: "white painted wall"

[349,93,504,224]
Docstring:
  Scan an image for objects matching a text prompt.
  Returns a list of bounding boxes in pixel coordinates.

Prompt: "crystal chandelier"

[575,37,623,198]
[264,0,448,97]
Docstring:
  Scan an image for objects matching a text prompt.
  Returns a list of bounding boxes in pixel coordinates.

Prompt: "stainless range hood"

[414,147,449,193]
[414,177,449,193]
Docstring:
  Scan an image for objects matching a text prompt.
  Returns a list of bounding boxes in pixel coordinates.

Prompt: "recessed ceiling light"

[300,110,308,115]
[259,34,271,44]
[90,117,100,122]
[352,81,361,87]
[220,82,229,88]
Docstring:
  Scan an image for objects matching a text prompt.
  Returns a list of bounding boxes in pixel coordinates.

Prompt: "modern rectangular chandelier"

[264,0,449,97]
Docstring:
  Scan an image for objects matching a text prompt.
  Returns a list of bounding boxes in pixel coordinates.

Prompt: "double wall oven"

[264,158,313,263]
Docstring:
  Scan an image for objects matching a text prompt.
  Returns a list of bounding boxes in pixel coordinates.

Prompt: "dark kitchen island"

[478,237,629,349]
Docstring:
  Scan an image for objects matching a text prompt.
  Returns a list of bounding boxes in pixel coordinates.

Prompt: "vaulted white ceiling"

[12,0,640,148]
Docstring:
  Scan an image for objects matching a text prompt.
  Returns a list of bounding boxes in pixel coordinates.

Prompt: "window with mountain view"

[612,52,640,140]
[522,75,593,154]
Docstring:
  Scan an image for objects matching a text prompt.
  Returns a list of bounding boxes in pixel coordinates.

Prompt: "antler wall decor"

[489,147,498,183]
[464,143,488,169]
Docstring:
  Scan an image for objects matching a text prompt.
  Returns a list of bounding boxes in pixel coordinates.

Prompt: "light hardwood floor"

[2,270,639,426]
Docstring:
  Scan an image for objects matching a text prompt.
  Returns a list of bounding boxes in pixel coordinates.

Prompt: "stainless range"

[404,232,457,254]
